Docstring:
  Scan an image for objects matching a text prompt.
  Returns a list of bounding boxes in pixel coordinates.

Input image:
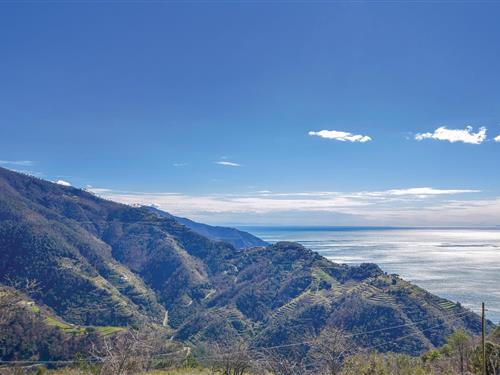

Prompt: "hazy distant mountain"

[0,167,491,360]
[145,206,268,249]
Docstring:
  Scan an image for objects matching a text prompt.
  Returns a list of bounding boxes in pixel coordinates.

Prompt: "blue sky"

[1,2,500,225]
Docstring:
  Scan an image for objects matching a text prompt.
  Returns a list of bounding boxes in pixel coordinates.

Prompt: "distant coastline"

[243,226,500,323]
[238,225,500,232]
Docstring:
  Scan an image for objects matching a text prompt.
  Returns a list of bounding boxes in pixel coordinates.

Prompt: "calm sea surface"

[241,227,500,323]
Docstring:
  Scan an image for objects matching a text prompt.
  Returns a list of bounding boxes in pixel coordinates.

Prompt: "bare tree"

[91,326,182,375]
[255,347,310,375]
[207,337,252,375]
[308,326,353,375]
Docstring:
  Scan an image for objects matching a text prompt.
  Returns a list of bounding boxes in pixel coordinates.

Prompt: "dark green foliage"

[0,287,100,363]
[0,167,492,365]
[146,206,268,249]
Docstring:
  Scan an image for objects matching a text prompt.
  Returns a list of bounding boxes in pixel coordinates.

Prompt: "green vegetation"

[15,329,500,375]
[0,166,495,370]
[147,206,267,249]
[43,316,125,336]
[44,318,92,335]
[94,326,126,336]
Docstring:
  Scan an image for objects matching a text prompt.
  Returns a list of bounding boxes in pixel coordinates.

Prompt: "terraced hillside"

[0,285,125,361]
[0,167,492,359]
[175,242,489,354]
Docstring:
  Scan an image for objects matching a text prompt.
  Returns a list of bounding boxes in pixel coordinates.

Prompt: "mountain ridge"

[144,206,268,249]
[0,167,492,359]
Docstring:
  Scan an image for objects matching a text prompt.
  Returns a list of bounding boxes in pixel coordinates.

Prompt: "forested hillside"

[0,167,493,366]
[146,206,267,249]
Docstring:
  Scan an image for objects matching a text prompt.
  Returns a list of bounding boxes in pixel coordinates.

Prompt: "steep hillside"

[0,285,114,361]
[0,167,491,357]
[145,206,268,249]
[0,167,234,327]
[174,241,489,354]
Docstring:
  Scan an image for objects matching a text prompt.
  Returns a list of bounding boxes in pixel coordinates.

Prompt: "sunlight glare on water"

[245,227,500,323]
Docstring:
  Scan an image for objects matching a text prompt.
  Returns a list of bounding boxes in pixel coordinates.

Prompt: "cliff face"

[0,167,488,355]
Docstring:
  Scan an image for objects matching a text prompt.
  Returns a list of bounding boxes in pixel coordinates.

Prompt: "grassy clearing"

[94,326,125,336]
[44,316,124,336]
[44,316,74,329]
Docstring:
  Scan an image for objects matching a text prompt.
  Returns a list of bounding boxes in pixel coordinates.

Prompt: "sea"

[241,226,500,323]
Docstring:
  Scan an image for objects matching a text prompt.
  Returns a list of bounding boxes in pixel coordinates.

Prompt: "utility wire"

[175,310,477,362]
[0,309,476,365]
[249,310,474,352]
[360,314,467,353]
[0,310,476,367]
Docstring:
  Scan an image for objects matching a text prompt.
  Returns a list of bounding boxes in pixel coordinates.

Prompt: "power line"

[180,310,477,362]
[360,314,468,352]
[219,309,474,347]
[250,310,474,352]
[345,310,474,339]
[0,309,478,366]
[176,312,473,364]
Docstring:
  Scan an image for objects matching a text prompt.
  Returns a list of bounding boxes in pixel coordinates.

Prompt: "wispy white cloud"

[55,180,71,187]
[0,160,36,166]
[215,161,241,167]
[260,188,479,199]
[415,126,487,144]
[308,130,372,143]
[173,163,188,167]
[358,198,500,227]
[384,187,480,196]
[494,135,500,143]
[87,186,492,226]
